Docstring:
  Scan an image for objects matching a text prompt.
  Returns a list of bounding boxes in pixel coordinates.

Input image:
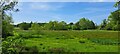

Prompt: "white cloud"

[30,3,64,11]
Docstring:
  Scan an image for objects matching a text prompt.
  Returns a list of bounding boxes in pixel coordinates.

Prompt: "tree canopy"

[0,0,18,38]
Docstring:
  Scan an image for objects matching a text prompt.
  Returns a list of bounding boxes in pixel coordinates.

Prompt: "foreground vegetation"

[2,29,119,53]
[22,30,119,52]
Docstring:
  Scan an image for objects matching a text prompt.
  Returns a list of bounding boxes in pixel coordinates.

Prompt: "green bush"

[2,37,24,54]
[18,22,31,30]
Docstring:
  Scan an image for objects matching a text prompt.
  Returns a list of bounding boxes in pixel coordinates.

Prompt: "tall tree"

[18,22,30,30]
[89,21,95,29]
[30,22,40,30]
[76,18,95,30]
[114,1,120,8]
[68,22,74,30]
[58,21,67,30]
[99,19,107,30]
[107,10,120,30]
[0,0,18,38]
[106,1,120,30]
[45,21,55,30]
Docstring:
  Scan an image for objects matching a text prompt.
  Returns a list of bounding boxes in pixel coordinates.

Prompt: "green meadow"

[13,30,119,52]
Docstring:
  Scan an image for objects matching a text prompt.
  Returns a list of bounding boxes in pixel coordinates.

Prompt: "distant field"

[15,30,119,52]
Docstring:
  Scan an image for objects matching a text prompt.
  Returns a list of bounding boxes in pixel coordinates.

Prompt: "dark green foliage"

[2,1,18,11]
[22,18,96,31]
[58,21,67,30]
[104,2,120,31]
[2,15,14,38]
[79,40,85,44]
[74,18,95,30]
[40,43,43,45]
[18,22,31,30]
[67,22,74,30]
[1,0,18,38]
[107,10,120,31]
[99,19,107,30]
[114,1,120,8]
[2,36,24,54]
[45,21,59,30]
[44,21,68,30]
[2,31,40,53]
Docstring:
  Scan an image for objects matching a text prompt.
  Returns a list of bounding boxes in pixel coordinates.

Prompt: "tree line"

[16,18,96,30]
[16,13,119,31]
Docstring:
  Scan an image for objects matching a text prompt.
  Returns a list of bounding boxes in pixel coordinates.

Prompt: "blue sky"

[12,2,117,25]
[18,0,117,2]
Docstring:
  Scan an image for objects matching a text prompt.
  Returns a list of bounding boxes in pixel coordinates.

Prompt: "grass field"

[14,30,119,52]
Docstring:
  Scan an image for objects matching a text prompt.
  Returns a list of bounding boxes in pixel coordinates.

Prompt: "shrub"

[79,40,85,44]
[48,48,65,52]
[2,36,24,54]
[18,22,31,30]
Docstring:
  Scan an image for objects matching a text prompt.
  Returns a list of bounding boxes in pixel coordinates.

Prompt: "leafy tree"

[105,23,113,30]
[103,1,120,30]
[18,22,30,30]
[44,21,58,30]
[29,22,43,34]
[99,19,107,30]
[44,21,54,30]
[67,22,74,30]
[52,21,59,30]
[58,21,67,30]
[108,10,120,22]
[87,21,95,29]
[72,24,79,30]
[74,22,81,30]
[114,1,120,8]
[30,22,40,30]
[79,18,89,30]
[0,0,18,38]
[29,21,33,28]
[75,18,95,30]
[107,9,120,30]
[2,15,14,38]
[44,21,67,30]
